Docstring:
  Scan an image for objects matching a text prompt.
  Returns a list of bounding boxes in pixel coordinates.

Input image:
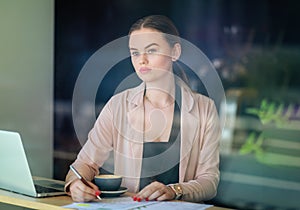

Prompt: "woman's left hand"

[133,181,175,201]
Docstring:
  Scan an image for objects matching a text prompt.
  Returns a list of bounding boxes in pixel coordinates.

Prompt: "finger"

[86,181,102,199]
[156,193,169,201]
[147,188,165,200]
[135,182,158,199]
[76,181,97,195]
[71,188,96,202]
[137,181,165,201]
[74,185,98,202]
[70,179,100,201]
[147,183,175,201]
[156,186,175,201]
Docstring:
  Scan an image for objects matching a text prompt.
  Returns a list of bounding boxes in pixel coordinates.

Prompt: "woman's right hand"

[69,179,101,202]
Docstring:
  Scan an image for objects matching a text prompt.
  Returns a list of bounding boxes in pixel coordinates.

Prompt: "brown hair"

[129,15,180,47]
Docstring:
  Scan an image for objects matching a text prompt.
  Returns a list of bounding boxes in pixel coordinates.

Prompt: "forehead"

[129,28,168,48]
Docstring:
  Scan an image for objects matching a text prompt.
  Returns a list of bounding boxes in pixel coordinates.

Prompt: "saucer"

[101,186,128,197]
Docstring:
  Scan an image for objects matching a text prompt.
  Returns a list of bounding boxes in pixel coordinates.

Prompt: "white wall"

[0,0,54,178]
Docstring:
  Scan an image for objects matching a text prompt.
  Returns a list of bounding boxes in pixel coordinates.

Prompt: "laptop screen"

[0,130,37,197]
[0,130,66,198]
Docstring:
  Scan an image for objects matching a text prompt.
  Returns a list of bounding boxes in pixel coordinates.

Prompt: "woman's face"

[129,28,178,83]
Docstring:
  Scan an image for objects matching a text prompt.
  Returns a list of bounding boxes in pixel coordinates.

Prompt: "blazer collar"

[127,82,195,113]
[127,82,145,109]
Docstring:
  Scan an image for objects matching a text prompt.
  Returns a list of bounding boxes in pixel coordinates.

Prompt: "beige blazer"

[65,82,221,202]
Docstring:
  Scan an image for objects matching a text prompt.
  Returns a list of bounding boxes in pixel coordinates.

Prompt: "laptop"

[0,130,66,197]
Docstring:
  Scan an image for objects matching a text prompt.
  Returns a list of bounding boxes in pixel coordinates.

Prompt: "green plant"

[239,132,300,167]
[246,99,294,127]
[240,99,300,167]
[239,132,264,160]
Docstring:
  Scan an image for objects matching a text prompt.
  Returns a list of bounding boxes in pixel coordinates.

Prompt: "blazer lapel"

[125,84,145,185]
[112,83,145,190]
[124,82,145,148]
[179,87,199,182]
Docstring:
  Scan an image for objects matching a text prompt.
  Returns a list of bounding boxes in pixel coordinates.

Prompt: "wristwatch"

[168,184,183,200]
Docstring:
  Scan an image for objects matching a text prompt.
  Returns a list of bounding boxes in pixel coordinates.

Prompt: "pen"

[70,165,102,200]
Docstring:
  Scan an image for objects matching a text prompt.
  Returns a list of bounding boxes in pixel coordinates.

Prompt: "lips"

[139,67,151,74]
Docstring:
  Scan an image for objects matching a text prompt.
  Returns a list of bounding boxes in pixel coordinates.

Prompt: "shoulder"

[182,85,215,110]
[192,91,214,106]
[107,82,144,107]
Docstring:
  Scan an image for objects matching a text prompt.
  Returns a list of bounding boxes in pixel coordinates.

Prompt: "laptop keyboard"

[34,184,63,193]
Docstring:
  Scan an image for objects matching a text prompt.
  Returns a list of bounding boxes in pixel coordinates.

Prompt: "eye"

[131,51,140,57]
[147,49,157,54]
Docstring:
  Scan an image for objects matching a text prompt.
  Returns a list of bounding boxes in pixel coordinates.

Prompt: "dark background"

[55,0,300,101]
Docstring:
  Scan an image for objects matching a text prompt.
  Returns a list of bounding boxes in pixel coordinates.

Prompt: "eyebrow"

[129,43,159,51]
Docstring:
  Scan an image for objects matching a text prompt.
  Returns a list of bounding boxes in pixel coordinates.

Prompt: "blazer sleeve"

[64,100,115,193]
[181,97,221,202]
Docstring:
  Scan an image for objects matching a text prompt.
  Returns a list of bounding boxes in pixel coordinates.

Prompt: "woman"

[65,15,220,203]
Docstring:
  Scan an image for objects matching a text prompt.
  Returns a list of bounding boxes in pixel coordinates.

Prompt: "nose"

[139,53,148,65]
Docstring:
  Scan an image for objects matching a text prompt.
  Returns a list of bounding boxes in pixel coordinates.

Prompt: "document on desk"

[63,196,212,210]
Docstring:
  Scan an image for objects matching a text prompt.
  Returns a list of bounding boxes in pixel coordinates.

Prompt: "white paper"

[63,197,156,210]
[138,201,212,210]
[63,197,212,210]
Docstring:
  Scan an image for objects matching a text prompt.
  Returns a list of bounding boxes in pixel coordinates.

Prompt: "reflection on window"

[54,1,300,209]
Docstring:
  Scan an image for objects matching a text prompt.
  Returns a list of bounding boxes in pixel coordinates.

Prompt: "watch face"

[175,184,182,193]
[168,184,183,199]
[173,184,183,199]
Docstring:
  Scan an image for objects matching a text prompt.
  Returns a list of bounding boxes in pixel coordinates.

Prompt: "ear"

[171,43,181,61]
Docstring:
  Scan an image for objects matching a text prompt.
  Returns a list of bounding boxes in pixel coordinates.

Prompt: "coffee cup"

[94,174,122,191]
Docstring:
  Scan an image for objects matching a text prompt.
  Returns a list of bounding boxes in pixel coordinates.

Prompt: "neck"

[145,76,175,108]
